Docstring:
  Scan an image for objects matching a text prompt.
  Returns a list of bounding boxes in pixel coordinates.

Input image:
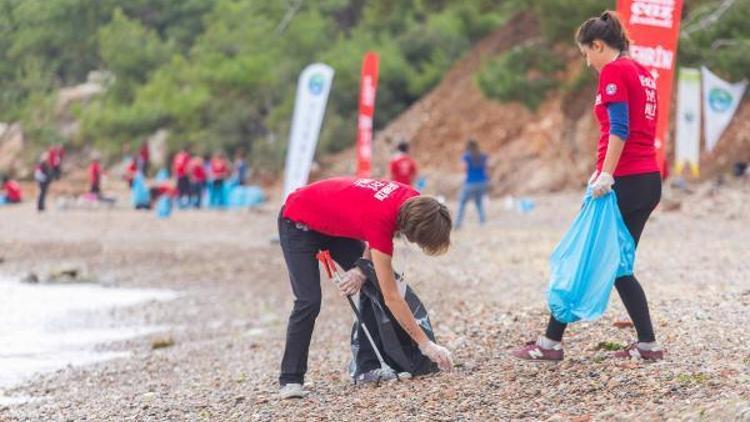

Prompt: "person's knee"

[293,297,321,319]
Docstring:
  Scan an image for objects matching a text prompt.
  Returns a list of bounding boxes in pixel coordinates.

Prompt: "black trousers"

[177,176,191,198]
[278,211,365,385]
[546,172,662,343]
[37,182,49,211]
[190,182,204,208]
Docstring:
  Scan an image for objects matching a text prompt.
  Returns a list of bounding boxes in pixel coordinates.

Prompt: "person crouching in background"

[1,175,22,204]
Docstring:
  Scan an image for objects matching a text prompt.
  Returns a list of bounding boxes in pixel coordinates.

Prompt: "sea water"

[0,277,177,405]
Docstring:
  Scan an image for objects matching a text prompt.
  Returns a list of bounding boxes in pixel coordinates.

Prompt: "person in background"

[209,151,230,207]
[120,143,136,188]
[35,152,52,212]
[125,159,137,188]
[389,140,418,186]
[48,144,64,180]
[172,146,192,206]
[137,141,150,176]
[512,11,664,361]
[89,156,103,197]
[454,139,489,229]
[233,149,248,186]
[188,155,207,208]
[1,175,22,204]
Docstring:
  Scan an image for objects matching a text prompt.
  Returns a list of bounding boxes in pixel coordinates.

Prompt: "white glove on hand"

[338,267,366,296]
[590,171,614,198]
[419,340,454,371]
[587,170,599,186]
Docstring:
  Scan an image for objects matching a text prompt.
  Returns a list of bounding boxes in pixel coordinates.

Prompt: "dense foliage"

[0,0,516,169]
[1,0,747,169]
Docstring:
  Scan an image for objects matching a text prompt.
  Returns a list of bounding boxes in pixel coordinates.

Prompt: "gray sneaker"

[279,383,306,399]
[354,368,399,385]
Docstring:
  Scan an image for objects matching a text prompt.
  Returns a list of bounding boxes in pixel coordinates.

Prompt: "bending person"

[513,11,664,361]
[278,177,453,399]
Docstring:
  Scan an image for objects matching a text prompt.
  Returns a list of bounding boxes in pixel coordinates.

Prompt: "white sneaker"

[279,383,306,399]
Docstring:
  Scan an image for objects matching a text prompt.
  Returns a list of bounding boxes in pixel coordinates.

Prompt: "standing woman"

[454,139,488,229]
[513,11,664,361]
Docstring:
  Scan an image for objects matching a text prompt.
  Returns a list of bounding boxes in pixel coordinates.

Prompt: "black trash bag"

[348,258,439,379]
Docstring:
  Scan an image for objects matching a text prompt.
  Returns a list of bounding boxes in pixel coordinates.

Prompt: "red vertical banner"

[617,0,684,174]
[355,52,379,177]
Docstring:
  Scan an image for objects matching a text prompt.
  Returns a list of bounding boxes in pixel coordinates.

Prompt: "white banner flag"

[701,66,747,152]
[283,63,334,199]
[674,67,701,177]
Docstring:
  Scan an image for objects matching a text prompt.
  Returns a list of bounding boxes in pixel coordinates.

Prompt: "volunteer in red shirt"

[172,147,191,204]
[209,152,230,207]
[188,156,207,208]
[137,142,150,175]
[1,176,22,203]
[277,177,453,398]
[89,157,103,195]
[389,141,418,186]
[48,144,64,180]
[514,11,664,362]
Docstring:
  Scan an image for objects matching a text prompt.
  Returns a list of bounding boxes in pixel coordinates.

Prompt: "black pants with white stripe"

[545,172,661,343]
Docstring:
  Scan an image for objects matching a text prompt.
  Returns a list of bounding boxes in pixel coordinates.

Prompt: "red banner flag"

[355,52,379,177]
[616,0,684,174]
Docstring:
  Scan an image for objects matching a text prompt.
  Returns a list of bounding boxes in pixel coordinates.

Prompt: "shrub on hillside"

[476,44,564,111]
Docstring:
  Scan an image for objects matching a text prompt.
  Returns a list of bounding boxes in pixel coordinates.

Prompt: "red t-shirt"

[595,57,659,176]
[211,158,229,179]
[190,158,207,182]
[3,180,22,202]
[48,147,62,167]
[389,154,418,185]
[89,162,102,183]
[283,177,419,256]
[172,152,190,178]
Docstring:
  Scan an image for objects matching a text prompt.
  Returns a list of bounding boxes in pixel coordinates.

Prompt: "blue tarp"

[547,190,635,324]
[227,185,266,209]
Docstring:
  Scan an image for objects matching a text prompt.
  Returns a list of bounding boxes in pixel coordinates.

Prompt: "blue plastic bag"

[156,195,173,219]
[131,172,150,208]
[547,190,635,324]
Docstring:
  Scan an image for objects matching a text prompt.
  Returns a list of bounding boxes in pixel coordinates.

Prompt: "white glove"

[338,267,366,296]
[590,171,614,198]
[587,170,599,186]
[419,340,454,371]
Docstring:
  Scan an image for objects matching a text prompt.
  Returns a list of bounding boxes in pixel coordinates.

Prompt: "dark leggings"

[545,172,662,343]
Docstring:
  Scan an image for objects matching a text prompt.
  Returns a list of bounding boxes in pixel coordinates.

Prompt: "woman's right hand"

[587,170,599,186]
[419,340,453,371]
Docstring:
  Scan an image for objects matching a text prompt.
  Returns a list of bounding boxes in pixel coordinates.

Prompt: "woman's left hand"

[591,171,614,198]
